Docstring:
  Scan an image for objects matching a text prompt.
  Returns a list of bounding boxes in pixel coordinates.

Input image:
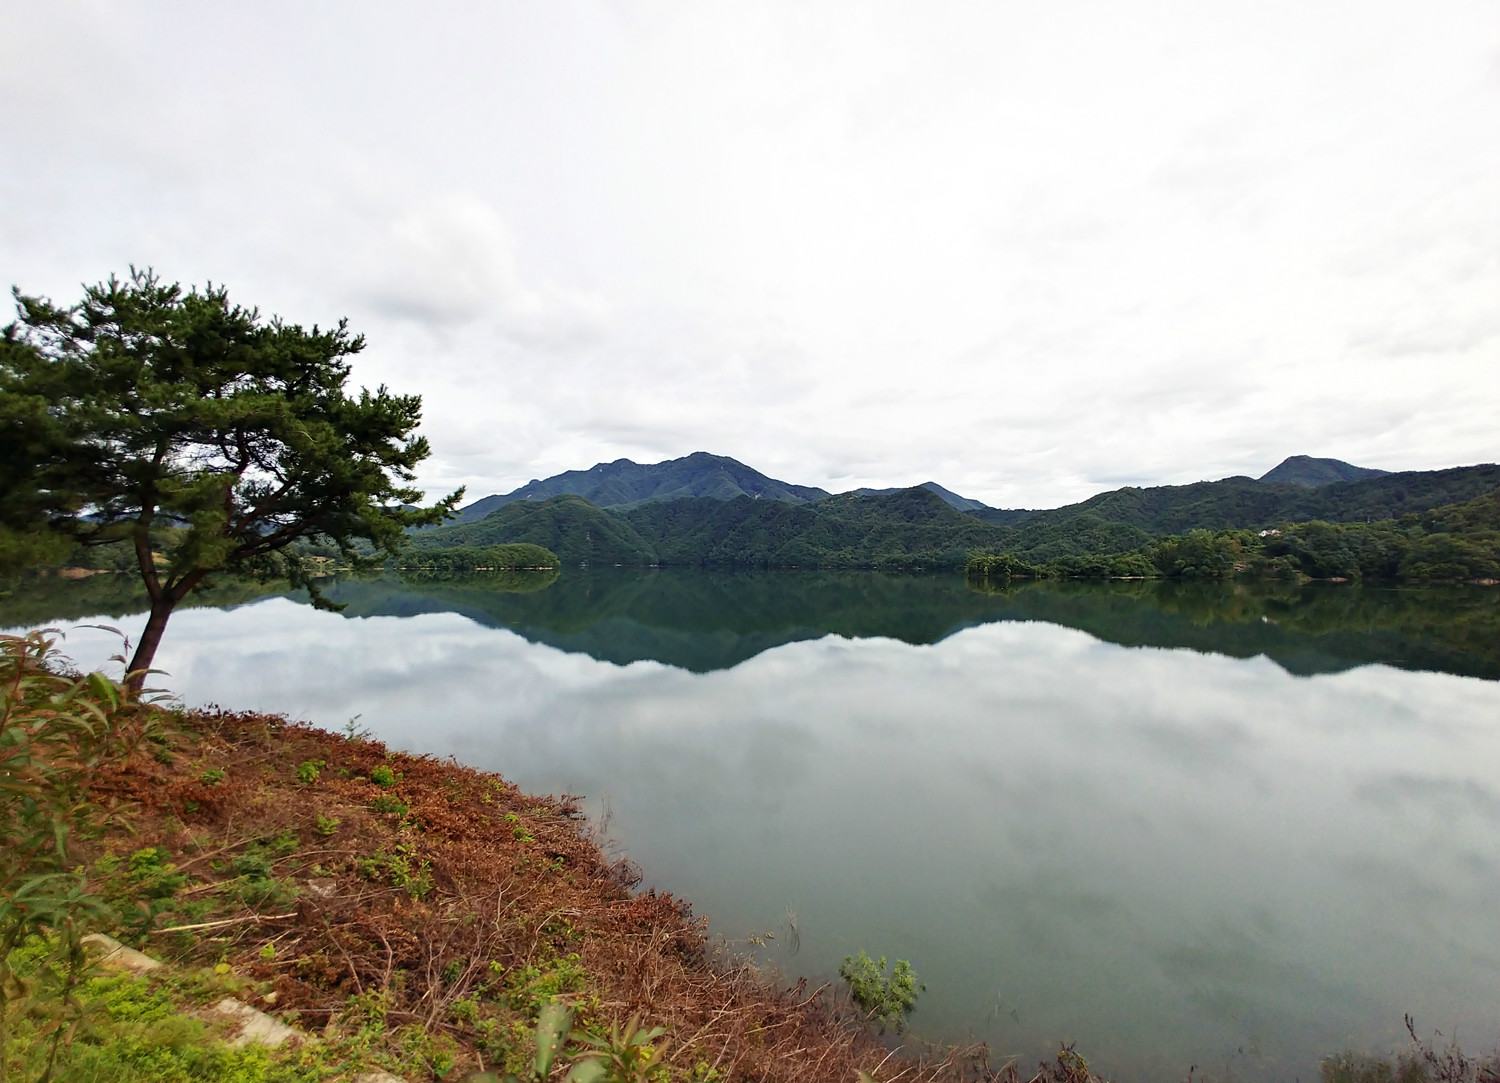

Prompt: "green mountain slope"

[451,451,830,523]
[414,495,659,564]
[1012,464,1500,541]
[849,480,991,512]
[1257,455,1390,486]
[972,486,1500,584]
[419,487,1010,569]
[621,487,1005,568]
[413,456,1500,574]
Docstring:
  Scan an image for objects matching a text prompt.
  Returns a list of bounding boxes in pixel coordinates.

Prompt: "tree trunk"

[125,595,176,696]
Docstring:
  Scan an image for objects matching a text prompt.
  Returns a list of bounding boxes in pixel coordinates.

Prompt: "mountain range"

[451,451,1402,524]
[415,452,1500,572]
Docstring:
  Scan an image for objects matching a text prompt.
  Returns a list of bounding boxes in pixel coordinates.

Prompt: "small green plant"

[198,768,226,786]
[315,813,341,837]
[258,942,277,961]
[504,954,589,1015]
[126,847,187,899]
[371,794,409,817]
[468,1003,613,1083]
[230,850,273,880]
[504,811,535,842]
[370,764,396,788]
[570,1014,669,1082]
[839,950,924,1033]
[450,992,481,1025]
[296,758,324,784]
[355,847,433,899]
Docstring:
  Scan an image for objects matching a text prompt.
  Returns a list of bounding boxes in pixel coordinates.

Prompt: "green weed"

[370,795,409,817]
[354,847,432,900]
[838,950,924,1033]
[503,954,589,1016]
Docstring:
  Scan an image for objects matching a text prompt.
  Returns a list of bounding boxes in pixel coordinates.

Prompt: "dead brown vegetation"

[79,706,1022,1082]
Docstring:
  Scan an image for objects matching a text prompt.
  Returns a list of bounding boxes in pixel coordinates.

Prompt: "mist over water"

[5,571,1499,1081]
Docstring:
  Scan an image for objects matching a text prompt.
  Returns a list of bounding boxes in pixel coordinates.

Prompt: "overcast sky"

[2,2,1496,508]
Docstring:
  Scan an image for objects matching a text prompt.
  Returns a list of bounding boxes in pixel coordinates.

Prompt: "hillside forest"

[401,462,1500,584]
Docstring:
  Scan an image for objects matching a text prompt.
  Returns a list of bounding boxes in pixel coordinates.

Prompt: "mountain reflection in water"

[327,570,1499,679]
[4,568,1498,680]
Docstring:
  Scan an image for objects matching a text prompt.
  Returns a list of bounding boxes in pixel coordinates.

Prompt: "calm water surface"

[4,571,1498,1081]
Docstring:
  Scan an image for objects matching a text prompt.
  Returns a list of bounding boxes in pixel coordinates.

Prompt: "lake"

[4,569,1498,1081]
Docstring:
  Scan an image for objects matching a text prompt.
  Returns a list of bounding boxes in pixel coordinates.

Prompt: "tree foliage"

[0,268,459,683]
[968,488,1500,585]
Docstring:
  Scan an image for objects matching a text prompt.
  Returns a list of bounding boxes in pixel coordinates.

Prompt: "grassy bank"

[1,632,1006,1083]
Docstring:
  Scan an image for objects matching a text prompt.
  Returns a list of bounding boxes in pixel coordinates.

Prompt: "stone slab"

[206,997,303,1048]
[80,933,162,976]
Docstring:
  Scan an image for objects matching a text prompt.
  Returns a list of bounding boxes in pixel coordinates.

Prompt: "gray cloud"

[2,2,1497,508]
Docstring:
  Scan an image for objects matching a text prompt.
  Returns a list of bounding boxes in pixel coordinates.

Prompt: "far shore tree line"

[967,493,1500,585]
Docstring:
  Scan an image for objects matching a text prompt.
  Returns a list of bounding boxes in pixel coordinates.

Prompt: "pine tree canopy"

[0,267,462,685]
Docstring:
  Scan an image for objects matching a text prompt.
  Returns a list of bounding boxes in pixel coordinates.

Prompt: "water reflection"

[344,571,1500,679]
[2,572,1498,1080]
[6,569,1498,679]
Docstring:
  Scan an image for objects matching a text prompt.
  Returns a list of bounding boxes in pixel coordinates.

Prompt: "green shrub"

[355,847,432,899]
[371,795,409,817]
[503,954,589,1016]
[838,950,924,1033]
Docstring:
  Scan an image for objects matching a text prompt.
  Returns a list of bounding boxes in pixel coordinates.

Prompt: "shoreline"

[31,695,999,1081]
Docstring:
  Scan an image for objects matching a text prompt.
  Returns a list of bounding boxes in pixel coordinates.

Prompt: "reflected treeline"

[325,569,1500,680]
[5,568,1498,681]
[321,568,1002,672]
[393,566,560,593]
[971,576,1500,679]
[0,572,284,628]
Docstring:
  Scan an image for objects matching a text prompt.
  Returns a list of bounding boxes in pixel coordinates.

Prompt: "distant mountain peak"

[1258,456,1390,487]
[848,480,990,512]
[450,452,832,524]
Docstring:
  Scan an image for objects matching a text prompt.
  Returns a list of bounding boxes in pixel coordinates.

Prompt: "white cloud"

[2,0,1496,508]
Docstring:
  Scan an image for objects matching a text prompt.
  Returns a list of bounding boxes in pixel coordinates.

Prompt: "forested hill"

[423,494,659,564]
[848,481,993,512]
[419,487,1006,569]
[1257,455,1390,486]
[447,451,1477,535]
[413,462,1500,571]
[1008,463,1500,547]
[449,451,829,523]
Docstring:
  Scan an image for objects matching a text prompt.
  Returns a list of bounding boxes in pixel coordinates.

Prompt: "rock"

[353,1072,412,1083]
[206,997,303,1048]
[81,933,162,976]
